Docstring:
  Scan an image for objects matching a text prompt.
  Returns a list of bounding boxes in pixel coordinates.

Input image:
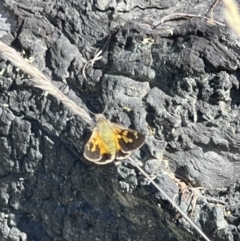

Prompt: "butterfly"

[84,114,145,164]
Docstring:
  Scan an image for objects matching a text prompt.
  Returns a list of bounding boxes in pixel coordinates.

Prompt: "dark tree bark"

[0,0,240,240]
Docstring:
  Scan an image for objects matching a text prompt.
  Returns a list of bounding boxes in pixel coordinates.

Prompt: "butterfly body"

[96,116,119,157]
[84,114,145,164]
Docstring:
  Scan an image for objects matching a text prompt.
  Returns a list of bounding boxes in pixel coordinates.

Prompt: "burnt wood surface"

[0,0,240,240]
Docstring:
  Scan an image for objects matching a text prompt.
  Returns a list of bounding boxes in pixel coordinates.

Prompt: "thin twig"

[175,176,227,205]
[82,49,103,80]
[82,35,112,80]
[0,41,93,125]
[129,157,211,241]
[159,13,201,24]
[188,187,227,205]
[173,176,227,219]
[210,0,221,21]
[153,12,225,29]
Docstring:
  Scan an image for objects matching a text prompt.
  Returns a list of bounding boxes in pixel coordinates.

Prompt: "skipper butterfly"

[84,114,145,164]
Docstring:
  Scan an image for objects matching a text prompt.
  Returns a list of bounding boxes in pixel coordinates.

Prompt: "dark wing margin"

[84,129,102,162]
[97,153,115,164]
[113,123,145,153]
[115,150,131,160]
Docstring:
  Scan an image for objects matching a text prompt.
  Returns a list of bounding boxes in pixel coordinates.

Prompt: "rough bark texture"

[0,0,240,240]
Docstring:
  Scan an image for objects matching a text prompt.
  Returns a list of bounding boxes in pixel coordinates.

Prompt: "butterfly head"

[94,113,106,122]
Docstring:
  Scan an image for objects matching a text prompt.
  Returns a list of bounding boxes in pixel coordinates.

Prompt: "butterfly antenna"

[82,105,97,116]
[82,104,107,117]
[102,105,108,115]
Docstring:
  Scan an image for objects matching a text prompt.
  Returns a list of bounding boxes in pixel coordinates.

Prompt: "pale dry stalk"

[0,41,93,125]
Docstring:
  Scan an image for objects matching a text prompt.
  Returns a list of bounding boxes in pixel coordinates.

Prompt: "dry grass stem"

[0,41,93,125]
[222,0,240,37]
[129,157,211,241]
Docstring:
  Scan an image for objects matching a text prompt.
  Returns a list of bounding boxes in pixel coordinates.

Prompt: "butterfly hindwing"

[84,128,116,165]
[111,123,145,154]
[97,153,115,164]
